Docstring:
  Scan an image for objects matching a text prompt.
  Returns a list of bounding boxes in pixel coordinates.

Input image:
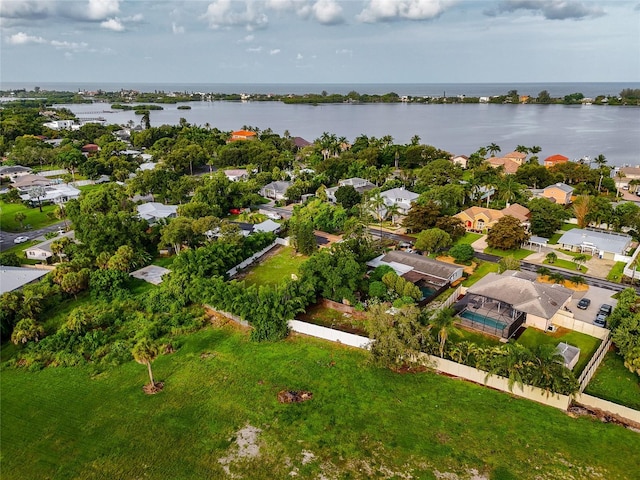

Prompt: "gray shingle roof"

[467,271,573,319]
[379,250,463,282]
[0,266,49,294]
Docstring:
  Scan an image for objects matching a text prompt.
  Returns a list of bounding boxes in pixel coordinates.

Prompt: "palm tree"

[529,344,567,396]
[593,154,607,169]
[428,308,458,358]
[132,338,160,388]
[54,204,68,231]
[14,212,26,230]
[537,266,551,277]
[627,255,640,285]
[386,203,401,226]
[410,135,421,146]
[573,254,588,271]
[486,143,501,158]
[615,170,626,198]
[515,145,529,155]
[546,252,557,264]
[367,192,387,239]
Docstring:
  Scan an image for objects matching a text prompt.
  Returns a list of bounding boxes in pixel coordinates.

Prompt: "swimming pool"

[460,310,507,331]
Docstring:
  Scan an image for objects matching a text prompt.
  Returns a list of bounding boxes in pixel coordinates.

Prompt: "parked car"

[13,236,29,244]
[594,313,607,327]
[577,298,591,310]
[229,208,242,215]
[398,241,413,249]
[598,304,613,316]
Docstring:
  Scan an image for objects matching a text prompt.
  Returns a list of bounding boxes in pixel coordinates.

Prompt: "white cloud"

[296,53,303,60]
[244,34,255,42]
[172,22,185,34]
[495,0,605,20]
[312,0,343,24]
[201,0,268,30]
[336,48,352,56]
[246,46,263,52]
[0,0,51,20]
[50,39,89,51]
[86,0,120,21]
[124,13,143,22]
[7,31,46,45]
[100,17,125,31]
[357,0,455,23]
[270,48,281,55]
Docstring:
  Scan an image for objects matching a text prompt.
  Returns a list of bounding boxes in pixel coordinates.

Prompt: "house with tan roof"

[455,204,530,232]
[451,155,469,169]
[486,156,520,175]
[503,151,527,163]
[544,154,569,168]
[542,182,574,205]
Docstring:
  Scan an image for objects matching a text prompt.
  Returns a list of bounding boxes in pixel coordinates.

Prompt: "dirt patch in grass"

[537,275,589,291]
[218,424,262,476]
[436,255,477,275]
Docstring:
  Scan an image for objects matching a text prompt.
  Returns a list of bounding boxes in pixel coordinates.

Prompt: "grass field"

[453,232,482,246]
[516,327,601,375]
[484,247,534,260]
[606,261,626,283]
[584,350,640,410]
[241,246,307,287]
[548,223,579,244]
[462,261,500,287]
[0,201,59,232]
[543,258,588,274]
[2,326,639,480]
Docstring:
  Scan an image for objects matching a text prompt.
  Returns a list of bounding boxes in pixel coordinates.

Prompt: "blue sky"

[1,0,639,85]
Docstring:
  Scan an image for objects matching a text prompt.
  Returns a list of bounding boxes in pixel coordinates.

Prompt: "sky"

[1,0,639,85]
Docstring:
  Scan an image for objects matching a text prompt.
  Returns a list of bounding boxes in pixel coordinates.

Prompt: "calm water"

[61,100,640,167]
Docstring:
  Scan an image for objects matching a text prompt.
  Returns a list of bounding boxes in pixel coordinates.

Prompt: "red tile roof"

[544,154,569,164]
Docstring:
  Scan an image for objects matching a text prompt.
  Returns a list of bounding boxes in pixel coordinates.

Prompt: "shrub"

[449,244,475,263]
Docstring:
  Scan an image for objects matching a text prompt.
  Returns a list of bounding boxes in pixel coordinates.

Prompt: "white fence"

[226,237,288,277]
[578,336,612,392]
[575,393,640,427]
[432,285,465,309]
[551,314,610,340]
[288,320,371,349]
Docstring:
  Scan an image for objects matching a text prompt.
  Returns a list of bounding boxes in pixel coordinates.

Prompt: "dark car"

[599,304,613,316]
[594,313,607,327]
[577,298,591,310]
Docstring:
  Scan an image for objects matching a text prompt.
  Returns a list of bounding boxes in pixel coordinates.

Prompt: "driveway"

[0,221,68,252]
[567,286,618,324]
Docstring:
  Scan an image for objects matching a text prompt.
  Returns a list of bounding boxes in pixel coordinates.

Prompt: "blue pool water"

[460,310,507,331]
[420,286,437,298]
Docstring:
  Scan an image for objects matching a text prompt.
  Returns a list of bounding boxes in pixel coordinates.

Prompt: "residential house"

[18,183,80,205]
[12,174,54,190]
[260,181,292,201]
[616,166,640,190]
[136,202,178,224]
[0,165,32,180]
[457,270,573,338]
[228,219,281,237]
[229,130,257,142]
[543,154,569,168]
[326,177,375,203]
[25,231,75,263]
[542,182,574,205]
[503,151,527,164]
[451,155,469,169]
[556,228,632,260]
[0,266,49,295]
[224,169,249,182]
[42,119,75,130]
[380,187,419,215]
[487,156,520,175]
[81,144,100,154]
[454,204,530,232]
[293,137,311,149]
[367,250,464,300]
[138,162,158,171]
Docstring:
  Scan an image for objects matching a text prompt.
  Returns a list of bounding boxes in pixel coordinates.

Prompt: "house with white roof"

[224,169,249,182]
[19,183,80,206]
[556,228,632,260]
[136,202,178,224]
[0,266,49,294]
[326,177,375,203]
[259,181,292,201]
[25,231,75,263]
[380,187,419,215]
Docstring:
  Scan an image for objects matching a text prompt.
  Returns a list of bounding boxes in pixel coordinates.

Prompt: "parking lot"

[567,286,618,324]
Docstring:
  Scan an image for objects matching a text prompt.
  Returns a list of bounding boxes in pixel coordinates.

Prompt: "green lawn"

[462,261,500,287]
[449,327,502,348]
[584,351,640,410]
[453,232,482,246]
[0,239,39,256]
[2,326,639,480]
[544,258,588,274]
[516,327,601,375]
[0,201,59,232]
[241,246,307,287]
[606,262,627,283]
[484,247,534,260]
[549,223,579,245]
[152,256,176,268]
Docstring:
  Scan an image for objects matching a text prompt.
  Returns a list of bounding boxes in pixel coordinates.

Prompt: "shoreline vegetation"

[2,87,639,107]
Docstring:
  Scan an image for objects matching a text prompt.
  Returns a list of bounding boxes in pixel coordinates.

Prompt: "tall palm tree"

[54,204,68,231]
[428,308,458,358]
[529,344,567,396]
[593,154,607,169]
[367,192,387,239]
[132,338,160,388]
[486,143,501,158]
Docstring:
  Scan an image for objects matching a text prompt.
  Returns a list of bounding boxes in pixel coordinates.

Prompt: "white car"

[13,236,29,244]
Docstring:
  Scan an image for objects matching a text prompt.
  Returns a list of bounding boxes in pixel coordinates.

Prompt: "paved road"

[0,221,68,252]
